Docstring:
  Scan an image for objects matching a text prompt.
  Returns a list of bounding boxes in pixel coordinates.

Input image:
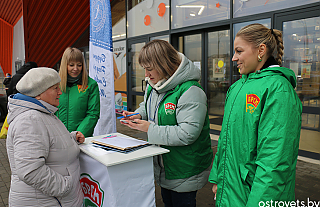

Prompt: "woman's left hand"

[123,119,150,132]
[76,131,85,143]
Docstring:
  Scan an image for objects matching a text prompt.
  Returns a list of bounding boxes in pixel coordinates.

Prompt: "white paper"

[80,143,115,156]
[93,135,149,149]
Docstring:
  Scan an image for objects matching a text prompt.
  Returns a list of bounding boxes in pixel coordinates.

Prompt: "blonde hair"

[138,39,181,78]
[236,23,284,66]
[59,47,88,92]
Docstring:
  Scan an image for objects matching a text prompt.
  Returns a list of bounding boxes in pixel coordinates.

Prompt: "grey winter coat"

[135,53,211,192]
[6,94,83,207]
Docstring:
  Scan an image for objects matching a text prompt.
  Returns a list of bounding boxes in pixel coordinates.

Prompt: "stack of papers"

[91,135,150,154]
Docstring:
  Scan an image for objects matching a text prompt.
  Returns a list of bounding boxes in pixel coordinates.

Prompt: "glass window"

[208,30,230,117]
[150,35,169,42]
[181,34,202,82]
[113,41,127,92]
[130,42,146,92]
[184,34,202,68]
[282,16,320,120]
[132,95,144,111]
[172,0,230,29]
[232,19,271,82]
[112,0,126,41]
[233,19,271,38]
[233,0,318,18]
[127,0,169,37]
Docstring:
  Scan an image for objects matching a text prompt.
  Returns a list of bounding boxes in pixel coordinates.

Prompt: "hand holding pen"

[119,111,150,132]
[118,111,142,121]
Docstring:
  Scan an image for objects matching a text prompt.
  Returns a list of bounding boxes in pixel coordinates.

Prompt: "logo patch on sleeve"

[246,94,260,114]
[164,103,176,115]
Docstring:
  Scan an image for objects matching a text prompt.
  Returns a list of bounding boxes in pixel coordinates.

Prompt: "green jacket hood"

[146,53,201,93]
[243,66,297,88]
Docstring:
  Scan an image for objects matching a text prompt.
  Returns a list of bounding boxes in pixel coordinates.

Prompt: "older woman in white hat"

[6,67,84,206]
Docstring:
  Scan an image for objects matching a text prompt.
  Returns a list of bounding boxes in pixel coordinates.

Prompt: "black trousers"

[161,187,197,207]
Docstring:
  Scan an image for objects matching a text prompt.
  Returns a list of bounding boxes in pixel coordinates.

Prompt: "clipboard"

[91,135,150,153]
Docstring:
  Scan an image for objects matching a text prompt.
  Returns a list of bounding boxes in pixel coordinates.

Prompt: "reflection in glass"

[302,114,319,129]
[283,16,320,155]
[112,0,126,41]
[208,30,230,117]
[172,0,230,29]
[130,42,146,92]
[127,0,169,37]
[132,95,144,111]
[233,19,271,39]
[282,16,320,132]
[150,35,169,42]
[113,41,127,92]
[184,34,202,71]
[233,0,318,18]
[232,19,271,83]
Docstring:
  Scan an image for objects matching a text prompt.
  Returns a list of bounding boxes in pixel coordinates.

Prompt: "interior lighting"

[292,34,297,36]
[176,5,205,15]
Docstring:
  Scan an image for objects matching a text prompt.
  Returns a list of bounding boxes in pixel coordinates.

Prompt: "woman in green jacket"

[121,40,213,207]
[56,47,100,137]
[209,23,302,206]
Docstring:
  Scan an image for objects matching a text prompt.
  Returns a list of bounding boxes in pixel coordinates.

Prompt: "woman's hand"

[122,119,150,132]
[121,111,142,120]
[212,184,217,200]
[76,131,85,144]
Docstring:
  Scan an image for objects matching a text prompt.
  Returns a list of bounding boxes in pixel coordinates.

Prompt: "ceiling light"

[176,5,205,15]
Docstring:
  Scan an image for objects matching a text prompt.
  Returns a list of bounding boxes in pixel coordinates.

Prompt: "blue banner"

[90,0,113,52]
[89,0,116,136]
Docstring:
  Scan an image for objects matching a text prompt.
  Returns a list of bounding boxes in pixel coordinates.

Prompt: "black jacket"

[7,62,37,97]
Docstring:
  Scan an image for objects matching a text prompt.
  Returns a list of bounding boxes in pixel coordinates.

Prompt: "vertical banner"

[89,0,116,135]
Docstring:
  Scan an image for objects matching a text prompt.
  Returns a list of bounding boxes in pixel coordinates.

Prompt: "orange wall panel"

[0,18,13,75]
[23,0,90,68]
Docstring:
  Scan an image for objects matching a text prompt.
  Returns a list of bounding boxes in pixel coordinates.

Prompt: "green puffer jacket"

[56,77,100,137]
[209,66,302,206]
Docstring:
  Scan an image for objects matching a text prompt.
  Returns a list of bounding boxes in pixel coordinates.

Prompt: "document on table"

[80,143,115,156]
[91,135,149,151]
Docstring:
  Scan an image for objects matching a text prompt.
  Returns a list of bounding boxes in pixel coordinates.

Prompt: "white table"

[79,133,169,207]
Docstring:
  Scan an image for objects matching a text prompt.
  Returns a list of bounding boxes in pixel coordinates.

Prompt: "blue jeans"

[161,187,197,207]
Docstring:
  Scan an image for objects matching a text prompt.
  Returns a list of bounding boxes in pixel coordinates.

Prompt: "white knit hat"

[16,67,61,97]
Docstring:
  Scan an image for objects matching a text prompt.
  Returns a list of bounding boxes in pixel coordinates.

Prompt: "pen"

[117,113,139,119]
[102,135,117,139]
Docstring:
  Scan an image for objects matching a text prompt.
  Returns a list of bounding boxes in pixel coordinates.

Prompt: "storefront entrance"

[275,9,320,158]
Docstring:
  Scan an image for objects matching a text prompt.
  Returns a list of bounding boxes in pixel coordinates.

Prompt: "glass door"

[275,8,320,159]
[207,29,230,135]
[127,39,146,111]
[178,33,202,82]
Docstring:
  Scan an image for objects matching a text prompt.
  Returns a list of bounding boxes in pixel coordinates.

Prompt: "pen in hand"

[117,113,140,119]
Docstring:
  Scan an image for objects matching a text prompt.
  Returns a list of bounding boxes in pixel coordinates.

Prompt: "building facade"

[107,0,320,160]
[1,0,320,160]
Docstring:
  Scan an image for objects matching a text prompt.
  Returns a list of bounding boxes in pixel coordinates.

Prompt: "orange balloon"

[157,3,166,17]
[144,15,151,26]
